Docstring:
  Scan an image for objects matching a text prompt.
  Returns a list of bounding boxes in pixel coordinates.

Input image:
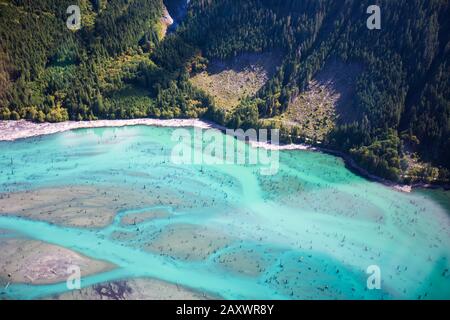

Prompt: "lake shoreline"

[0,119,447,193]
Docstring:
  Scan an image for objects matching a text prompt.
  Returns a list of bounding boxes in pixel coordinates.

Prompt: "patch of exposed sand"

[0,119,312,152]
[213,247,280,277]
[120,209,171,226]
[0,185,177,228]
[0,119,224,142]
[146,224,232,261]
[0,238,114,285]
[48,278,218,300]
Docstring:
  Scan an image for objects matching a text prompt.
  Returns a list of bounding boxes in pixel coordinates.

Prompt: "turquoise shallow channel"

[0,125,449,299]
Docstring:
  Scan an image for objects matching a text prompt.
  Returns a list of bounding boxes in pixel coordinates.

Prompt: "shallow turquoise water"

[0,125,449,299]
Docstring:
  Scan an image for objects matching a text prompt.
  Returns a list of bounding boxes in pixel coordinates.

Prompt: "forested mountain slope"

[0,0,212,121]
[0,0,449,183]
[173,0,450,182]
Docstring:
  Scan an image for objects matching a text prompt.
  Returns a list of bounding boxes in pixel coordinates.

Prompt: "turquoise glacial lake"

[0,125,449,299]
